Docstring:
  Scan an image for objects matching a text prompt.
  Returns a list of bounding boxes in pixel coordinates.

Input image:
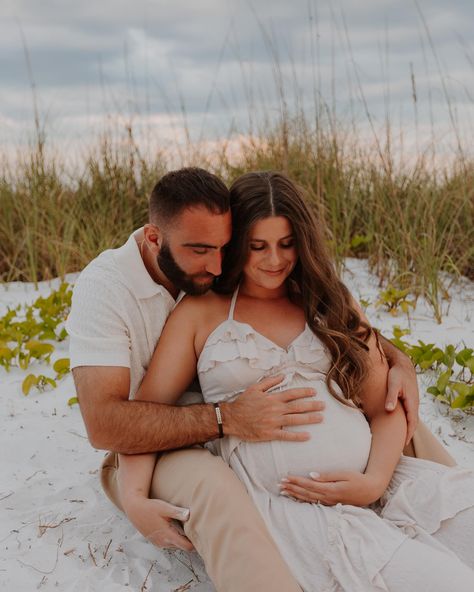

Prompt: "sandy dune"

[1,261,473,591]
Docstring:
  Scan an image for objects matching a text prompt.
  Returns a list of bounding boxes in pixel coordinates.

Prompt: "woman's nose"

[267,248,282,266]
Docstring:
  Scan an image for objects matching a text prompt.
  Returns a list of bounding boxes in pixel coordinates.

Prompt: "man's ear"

[143,223,163,253]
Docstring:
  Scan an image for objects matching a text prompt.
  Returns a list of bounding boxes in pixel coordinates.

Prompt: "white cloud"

[0,0,472,161]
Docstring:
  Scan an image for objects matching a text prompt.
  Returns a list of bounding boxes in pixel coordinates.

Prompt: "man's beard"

[157,242,215,296]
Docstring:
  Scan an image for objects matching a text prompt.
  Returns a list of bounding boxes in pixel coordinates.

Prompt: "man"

[67,167,452,592]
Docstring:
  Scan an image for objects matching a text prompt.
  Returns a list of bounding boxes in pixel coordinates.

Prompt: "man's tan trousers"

[102,446,302,592]
[101,421,455,592]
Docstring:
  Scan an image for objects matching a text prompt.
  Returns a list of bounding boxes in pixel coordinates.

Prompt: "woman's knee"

[433,507,474,570]
[381,538,474,592]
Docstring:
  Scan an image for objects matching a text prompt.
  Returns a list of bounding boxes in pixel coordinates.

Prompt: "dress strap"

[228,285,240,320]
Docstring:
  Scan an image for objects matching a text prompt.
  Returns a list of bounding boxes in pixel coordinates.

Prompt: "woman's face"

[242,216,298,291]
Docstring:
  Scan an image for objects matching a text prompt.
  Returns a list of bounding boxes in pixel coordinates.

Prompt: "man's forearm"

[86,399,219,453]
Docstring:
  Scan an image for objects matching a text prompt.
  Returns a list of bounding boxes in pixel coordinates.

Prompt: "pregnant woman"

[119,172,474,591]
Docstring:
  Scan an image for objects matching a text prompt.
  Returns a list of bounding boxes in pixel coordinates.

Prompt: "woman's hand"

[123,495,194,551]
[280,471,386,507]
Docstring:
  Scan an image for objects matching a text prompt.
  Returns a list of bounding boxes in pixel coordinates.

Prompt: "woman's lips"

[260,269,285,276]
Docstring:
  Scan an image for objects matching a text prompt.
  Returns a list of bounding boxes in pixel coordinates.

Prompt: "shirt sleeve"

[66,273,131,369]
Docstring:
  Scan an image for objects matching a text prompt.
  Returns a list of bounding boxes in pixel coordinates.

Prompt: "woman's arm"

[356,330,407,495]
[118,297,201,548]
[281,305,407,506]
[379,334,419,444]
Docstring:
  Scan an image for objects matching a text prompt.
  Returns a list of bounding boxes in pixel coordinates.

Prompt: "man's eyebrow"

[250,234,294,242]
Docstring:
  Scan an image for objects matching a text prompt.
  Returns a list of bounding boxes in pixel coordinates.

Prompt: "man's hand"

[385,361,419,445]
[123,496,194,551]
[279,470,386,507]
[221,374,324,442]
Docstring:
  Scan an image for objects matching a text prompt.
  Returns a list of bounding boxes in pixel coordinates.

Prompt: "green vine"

[0,282,76,405]
[390,326,474,411]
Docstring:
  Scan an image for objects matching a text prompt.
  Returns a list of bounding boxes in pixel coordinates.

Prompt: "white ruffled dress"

[197,290,474,592]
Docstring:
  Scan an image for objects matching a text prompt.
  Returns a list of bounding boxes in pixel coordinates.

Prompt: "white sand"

[1,261,473,591]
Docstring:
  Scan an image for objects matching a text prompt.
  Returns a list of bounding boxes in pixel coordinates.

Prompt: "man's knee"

[152,447,249,508]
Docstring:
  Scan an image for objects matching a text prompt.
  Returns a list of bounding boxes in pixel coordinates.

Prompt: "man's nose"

[205,251,223,276]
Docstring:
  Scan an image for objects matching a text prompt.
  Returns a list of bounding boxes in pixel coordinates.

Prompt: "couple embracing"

[67,168,474,591]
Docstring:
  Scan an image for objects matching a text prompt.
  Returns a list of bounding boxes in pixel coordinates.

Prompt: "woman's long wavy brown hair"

[215,171,372,407]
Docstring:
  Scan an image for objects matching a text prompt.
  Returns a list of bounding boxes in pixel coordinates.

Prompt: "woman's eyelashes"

[250,240,295,251]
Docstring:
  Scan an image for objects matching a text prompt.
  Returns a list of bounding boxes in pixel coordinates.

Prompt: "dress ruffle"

[379,455,474,537]
[291,329,330,371]
[198,320,329,380]
[198,320,283,373]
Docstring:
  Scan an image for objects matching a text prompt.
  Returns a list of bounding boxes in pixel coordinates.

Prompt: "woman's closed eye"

[250,241,295,251]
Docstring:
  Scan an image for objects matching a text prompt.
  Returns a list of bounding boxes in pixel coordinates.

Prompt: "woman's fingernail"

[280,490,290,497]
[281,477,289,483]
[309,472,320,479]
[179,509,190,520]
[386,402,395,410]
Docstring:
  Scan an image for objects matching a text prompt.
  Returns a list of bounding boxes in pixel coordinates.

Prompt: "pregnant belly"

[227,380,372,496]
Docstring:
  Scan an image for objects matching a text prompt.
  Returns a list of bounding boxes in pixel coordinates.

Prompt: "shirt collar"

[113,229,175,301]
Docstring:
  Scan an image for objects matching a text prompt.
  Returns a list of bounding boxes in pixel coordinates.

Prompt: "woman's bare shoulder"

[171,290,231,322]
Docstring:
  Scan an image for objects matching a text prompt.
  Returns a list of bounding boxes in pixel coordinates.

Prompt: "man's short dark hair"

[149,167,230,225]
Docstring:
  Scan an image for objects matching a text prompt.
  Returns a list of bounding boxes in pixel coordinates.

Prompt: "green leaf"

[22,374,38,395]
[436,369,453,393]
[419,359,435,370]
[451,394,470,409]
[443,345,456,368]
[466,358,474,374]
[38,329,57,341]
[53,358,70,374]
[35,375,57,392]
[426,386,440,396]
[455,348,473,366]
[0,346,13,360]
[57,327,68,341]
[67,396,79,407]
[44,377,57,389]
[18,353,30,370]
[350,234,372,249]
[25,340,55,357]
[450,382,472,397]
[392,326,411,338]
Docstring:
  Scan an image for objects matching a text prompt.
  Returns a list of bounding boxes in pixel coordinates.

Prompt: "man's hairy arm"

[74,294,325,453]
[73,366,219,454]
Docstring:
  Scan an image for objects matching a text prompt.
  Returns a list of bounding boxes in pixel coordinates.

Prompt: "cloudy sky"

[1,0,473,161]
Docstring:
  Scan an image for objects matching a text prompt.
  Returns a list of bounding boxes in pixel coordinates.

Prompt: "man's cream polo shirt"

[67,230,178,398]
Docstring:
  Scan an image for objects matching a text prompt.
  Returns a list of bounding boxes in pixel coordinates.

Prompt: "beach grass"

[1,16,474,323]
[0,111,473,322]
